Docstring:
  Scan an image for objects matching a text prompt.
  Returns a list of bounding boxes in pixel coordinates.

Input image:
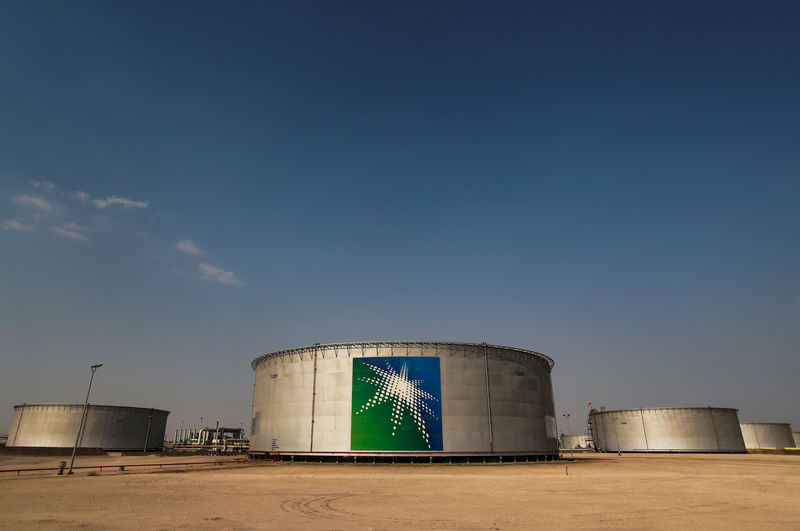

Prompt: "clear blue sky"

[1,1,798,436]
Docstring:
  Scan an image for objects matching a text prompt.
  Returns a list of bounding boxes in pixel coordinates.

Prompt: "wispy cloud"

[198,263,244,286]
[50,222,90,242]
[61,221,90,232]
[176,239,202,255]
[1,219,35,232]
[91,195,148,209]
[73,190,90,202]
[73,190,148,210]
[13,194,53,212]
[51,225,90,242]
[31,180,56,191]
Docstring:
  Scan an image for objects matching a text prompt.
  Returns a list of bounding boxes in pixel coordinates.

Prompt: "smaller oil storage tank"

[559,434,593,449]
[590,407,746,453]
[739,423,794,450]
[6,404,169,451]
[793,432,800,448]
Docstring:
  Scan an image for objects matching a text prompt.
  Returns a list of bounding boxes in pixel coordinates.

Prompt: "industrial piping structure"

[739,423,795,449]
[174,429,199,444]
[250,341,559,460]
[6,404,169,451]
[171,424,247,452]
[590,407,746,453]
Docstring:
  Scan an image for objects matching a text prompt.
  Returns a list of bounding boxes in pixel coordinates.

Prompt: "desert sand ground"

[1,453,799,529]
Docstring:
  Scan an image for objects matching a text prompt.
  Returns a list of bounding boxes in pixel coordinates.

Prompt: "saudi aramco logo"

[351,357,443,451]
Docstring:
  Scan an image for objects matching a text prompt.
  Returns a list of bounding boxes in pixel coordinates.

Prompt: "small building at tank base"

[6,404,169,452]
[559,434,594,450]
[590,407,747,453]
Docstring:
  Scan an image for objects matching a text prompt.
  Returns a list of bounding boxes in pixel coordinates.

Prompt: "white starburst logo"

[355,360,440,448]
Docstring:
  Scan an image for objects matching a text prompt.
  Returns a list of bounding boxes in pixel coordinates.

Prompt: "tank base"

[595,449,748,454]
[249,451,560,463]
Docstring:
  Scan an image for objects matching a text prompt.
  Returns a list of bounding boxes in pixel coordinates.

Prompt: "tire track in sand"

[279,493,484,529]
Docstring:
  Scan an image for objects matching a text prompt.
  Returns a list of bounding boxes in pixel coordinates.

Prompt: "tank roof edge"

[13,403,170,414]
[251,340,554,370]
[589,406,740,414]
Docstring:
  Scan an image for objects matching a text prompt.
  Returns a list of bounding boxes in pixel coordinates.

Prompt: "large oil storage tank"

[739,423,794,449]
[250,341,558,459]
[590,407,746,453]
[6,404,169,451]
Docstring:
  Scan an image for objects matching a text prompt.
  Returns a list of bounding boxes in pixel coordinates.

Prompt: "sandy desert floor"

[1,453,799,529]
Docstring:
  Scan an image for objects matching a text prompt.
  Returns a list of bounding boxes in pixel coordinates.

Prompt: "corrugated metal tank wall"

[739,423,794,449]
[6,404,169,451]
[250,342,558,456]
[590,407,746,453]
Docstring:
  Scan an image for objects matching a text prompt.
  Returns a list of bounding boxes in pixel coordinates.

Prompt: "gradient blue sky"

[1,1,798,436]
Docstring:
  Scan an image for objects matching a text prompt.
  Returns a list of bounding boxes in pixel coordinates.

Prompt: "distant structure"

[559,433,593,449]
[739,423,794,449]
[196,425,244,446]
[590,407,746,453]
[794,432,800,448]
[250,341,559,460]
[174,428,199,444]
[6,404,169,451]
[171,423,248,453]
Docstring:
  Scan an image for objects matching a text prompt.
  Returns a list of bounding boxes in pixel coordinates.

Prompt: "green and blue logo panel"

[351,357,443,451]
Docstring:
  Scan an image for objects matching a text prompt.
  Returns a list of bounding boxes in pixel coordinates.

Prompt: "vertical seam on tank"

[483,342,494,453]
[11,404,26,446]
[640,409,649,451]
[309,346,318,452]
[708,407,721,450]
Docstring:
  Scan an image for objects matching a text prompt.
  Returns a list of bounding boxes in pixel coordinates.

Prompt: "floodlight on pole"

[68,364,103,474]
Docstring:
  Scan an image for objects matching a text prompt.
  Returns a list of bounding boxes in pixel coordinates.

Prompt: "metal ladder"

[587,409,597,449]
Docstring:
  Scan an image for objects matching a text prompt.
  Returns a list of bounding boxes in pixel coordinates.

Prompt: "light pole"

[68,363,103,474]
[143,408,154,453]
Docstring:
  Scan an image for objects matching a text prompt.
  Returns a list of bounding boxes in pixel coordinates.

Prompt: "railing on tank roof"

[589,406,741,415]
[251,341,554,370]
